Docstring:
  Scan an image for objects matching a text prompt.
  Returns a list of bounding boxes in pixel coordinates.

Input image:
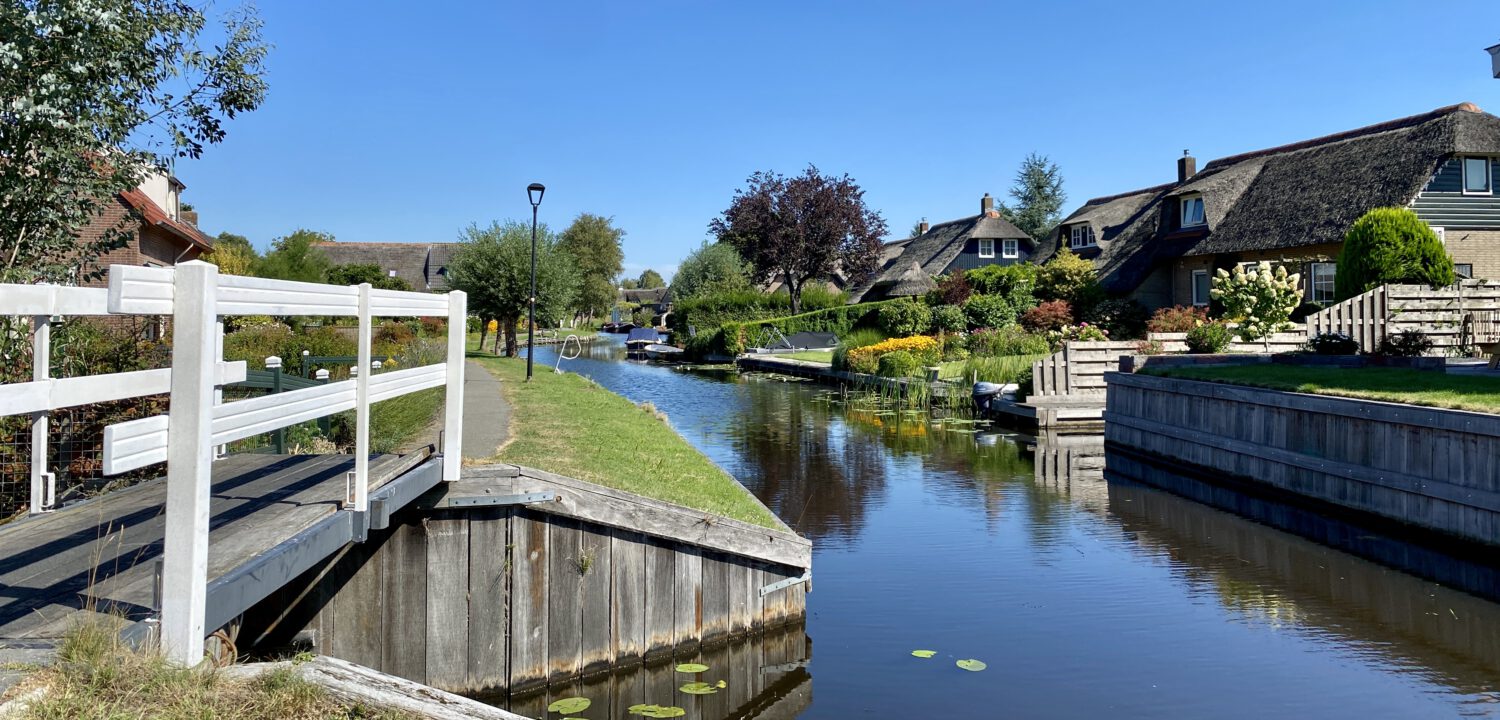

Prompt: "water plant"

[548,697,592,714]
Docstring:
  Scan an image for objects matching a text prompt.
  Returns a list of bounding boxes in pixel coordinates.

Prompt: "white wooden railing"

[0,261,468,664]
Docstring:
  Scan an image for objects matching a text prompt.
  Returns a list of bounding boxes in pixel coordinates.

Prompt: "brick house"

[80,169,215,284]
[1033,102,1500,309]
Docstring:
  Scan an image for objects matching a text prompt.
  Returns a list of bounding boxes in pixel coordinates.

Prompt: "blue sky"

[180,1,1500,282]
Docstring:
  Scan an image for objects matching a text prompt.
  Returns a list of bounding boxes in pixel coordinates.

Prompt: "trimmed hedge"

[667,287,846,339]
[701,299,902,356]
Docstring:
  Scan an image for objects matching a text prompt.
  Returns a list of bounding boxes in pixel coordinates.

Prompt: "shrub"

[1134,339,1165,355]
[715,300,896,355]
[1210,261,1303,341]
[1290,301,1325,322]
[931,304,967,333]
[966,263,1037,298]
[832,327,889,371]
[375,320,415,346]
[962,294,1018,330]
[959,354,1044,384]
[878,299,933,336]
[1081,298,1149,340]
[1037,249,1103,312]
[1147,305,1208,333]
[1305,332,1359,355]
[1184,321,1233,354]
[1044,323,1109,350]
[877,350,924,378]
[845,335,940,372]
[1014,366,1034,401]
[932,272,973,306]
[1375,329,1434,357]
[224,325,357,368]
[668,288,844,339]
[1335,207,1456,301]
[968,326,1051,357]
[1020,300,1073,333]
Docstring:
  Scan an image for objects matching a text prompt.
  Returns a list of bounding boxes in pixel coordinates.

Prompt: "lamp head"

[527,182,546,207]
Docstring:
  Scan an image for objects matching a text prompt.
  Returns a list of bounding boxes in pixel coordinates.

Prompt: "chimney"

[980,193,995,216]
[1489,42,1500,78]
[180,209,199,227]
[918,218,929,235]
[1177,150,1197,182]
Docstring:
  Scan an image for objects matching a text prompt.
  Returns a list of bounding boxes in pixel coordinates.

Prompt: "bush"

[1147,305,1209,333]
[845,335,940,372]
[224,325,357,369]
[962,294,1018,330]
[1375,329,1434,357]
[1290,301,1325,322]
[959,354,1043,384]
[1335,207,1456,301]
[1014,366,1034,401]
[375,320,415,347]
[668,288,845,339]
[1037,249,1103,312]
[878,299,933,336]
[877,350,924,378]
[932,272,973,306]
[966,264,1038,316]
[832,327,888,371]
[931,304,967,333]
[1184,322,1233,354]
[1043,323,1109,350]
[968,326,1051,357]
[1134,339,1165,355]
[1210,261,1303,341]
[715,299,897,355]
[1020,300,1073,333]
[1305,332,1359,355]
[1081,298,1148,340]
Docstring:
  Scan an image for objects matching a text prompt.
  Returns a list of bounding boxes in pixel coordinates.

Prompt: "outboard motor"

[972,382,1004,416]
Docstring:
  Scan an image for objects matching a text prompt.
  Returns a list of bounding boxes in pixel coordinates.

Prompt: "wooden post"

[355,283,372,512]
[29,314,52,514]
[444,290,467,482]
[162,261,218,664]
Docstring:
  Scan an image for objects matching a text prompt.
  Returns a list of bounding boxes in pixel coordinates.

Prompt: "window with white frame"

[1069,224,1096,248]
[1310,262,1336,303]
[1456,263,1474,279]
[1002,238,1019,258]
[1192,269,1211,306]
[1463,156,1492,195]
[1432,226,1446,244]
[1181,194,1206,227]
[978,238,995,258]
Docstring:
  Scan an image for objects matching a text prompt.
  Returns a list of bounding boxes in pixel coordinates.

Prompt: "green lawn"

[1147,365,1500,414]
[779,350,833,364]
[471,348,781,529]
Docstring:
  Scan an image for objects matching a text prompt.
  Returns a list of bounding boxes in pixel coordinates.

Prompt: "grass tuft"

[1146,365,1500,414]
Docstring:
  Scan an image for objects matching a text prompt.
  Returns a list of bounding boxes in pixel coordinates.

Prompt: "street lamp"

[526,182,546,381]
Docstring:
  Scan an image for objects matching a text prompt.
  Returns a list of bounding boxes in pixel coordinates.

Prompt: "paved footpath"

[462,359,509,459]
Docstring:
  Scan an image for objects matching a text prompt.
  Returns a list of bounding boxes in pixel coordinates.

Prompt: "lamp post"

[526,182,546,381]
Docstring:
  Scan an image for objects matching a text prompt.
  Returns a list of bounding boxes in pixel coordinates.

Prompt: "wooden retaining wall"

[239,465,810,695]
[1305,280,1500,351]
[1104,371,1500,546]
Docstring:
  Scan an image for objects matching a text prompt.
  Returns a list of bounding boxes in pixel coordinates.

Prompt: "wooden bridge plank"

[425,510,470,691]
[610,530,647,666]
[643,539,676,658]
[579,524,613,674]
[508,511,549,692]
[381,517,427,684]
[672,547,702,651]
[466,507,509,693]
[546,518,583,682]
[701,553,730,643]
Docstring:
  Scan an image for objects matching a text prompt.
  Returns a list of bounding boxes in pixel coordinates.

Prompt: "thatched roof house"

[850,194,1032,302]
[888,261,938,297]
[314,241,458,291]
[1035,102,1500,308]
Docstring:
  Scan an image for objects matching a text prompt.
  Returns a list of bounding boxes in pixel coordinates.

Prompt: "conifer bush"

[1334,207,1456,300]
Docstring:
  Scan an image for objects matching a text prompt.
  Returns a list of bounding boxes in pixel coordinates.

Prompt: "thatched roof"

[849,210,1032,302]
[315,241,457,291]
[1040,102,1500,294]
[888,261,937,297]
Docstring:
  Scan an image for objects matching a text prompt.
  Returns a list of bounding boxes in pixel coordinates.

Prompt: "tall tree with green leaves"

[446,221,579,357]
[257,230,333,283]
[670,241,751,299]
[0,1,269,282]
[203,232,258,275]
[557,213,626,321]
[637,269,666,288]
[999,152,1066,242]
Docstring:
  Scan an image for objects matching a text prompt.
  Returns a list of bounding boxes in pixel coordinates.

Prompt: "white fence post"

[354,283,372,512]
[161,261,218,665]
[444,291,467,482]
[29,314,52,514]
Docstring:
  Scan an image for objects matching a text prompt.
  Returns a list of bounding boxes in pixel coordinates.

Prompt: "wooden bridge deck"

[0,452,433,642]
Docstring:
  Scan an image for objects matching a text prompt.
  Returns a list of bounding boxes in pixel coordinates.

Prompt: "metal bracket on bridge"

[758,571,811,597]
[438,492,559,509]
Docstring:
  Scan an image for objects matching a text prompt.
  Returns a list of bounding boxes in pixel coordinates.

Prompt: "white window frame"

[978,238,995,258]
[1002,238,1019,258]
[1181,194,1206,228]
[1432,226,1446,244]
[1191,269,1211,306]
[1462,156,1493,196]
[1069,224,1096,249]
[1310,262,1336,304]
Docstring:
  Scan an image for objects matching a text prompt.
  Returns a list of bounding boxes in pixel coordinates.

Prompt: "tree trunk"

[787,272,802,315]
[503,316,519,357]
[477,318,489,353]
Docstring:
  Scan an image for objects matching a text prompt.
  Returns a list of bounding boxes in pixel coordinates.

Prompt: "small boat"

[643,343,684,360]
[625,327,660,357]
[602,322,637,334]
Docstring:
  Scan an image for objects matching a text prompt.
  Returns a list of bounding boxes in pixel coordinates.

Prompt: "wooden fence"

[1146,331,1307,354]
[1030,341,1141,397]
[1304,280,1500,351]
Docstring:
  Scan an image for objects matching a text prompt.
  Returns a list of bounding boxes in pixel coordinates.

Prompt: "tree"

[637,269,665,288]
[1036,249,1102,313]
[671,241,751,299]
[558,213,626,321]
[257,230,332,283]
[998,153,1066,242]
[709,165,886,314]
[1334,207,1456,300]
[0,2,269,282]
[619,278,640,290]
[204,232,258,275]
[327,263,412,291]
[446,221,578,357]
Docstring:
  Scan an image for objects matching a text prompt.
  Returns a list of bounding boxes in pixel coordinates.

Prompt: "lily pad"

[956,659,987,672]
[679,682,717,695]
[548,697,591,714]
[628,705,686,718]
[716,680,727,688]
[674,663,710,673]
[911,649,937,658]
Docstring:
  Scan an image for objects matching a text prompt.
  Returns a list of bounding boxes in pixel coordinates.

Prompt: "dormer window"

[1069,224,1096,249]
[1463,156,1492,195]
[978,238,996,258]
[1180,194,1206,227]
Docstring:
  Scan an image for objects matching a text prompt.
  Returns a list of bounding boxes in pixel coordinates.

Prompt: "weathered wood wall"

[1305,280,1500,351]
[1104,371,1500,546]
[1146,331,1306,354]
[239,467,810,696]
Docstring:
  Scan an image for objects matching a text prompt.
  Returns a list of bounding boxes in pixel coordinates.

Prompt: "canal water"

[516,336,1500,719]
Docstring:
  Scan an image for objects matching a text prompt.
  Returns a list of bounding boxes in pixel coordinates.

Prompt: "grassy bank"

[1146,365,1500,414]
[471,348,781,529]
[780,350,833,364]
[10,623,412,720]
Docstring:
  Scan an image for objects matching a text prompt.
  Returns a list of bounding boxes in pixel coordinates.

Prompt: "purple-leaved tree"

[709,166,886,313]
